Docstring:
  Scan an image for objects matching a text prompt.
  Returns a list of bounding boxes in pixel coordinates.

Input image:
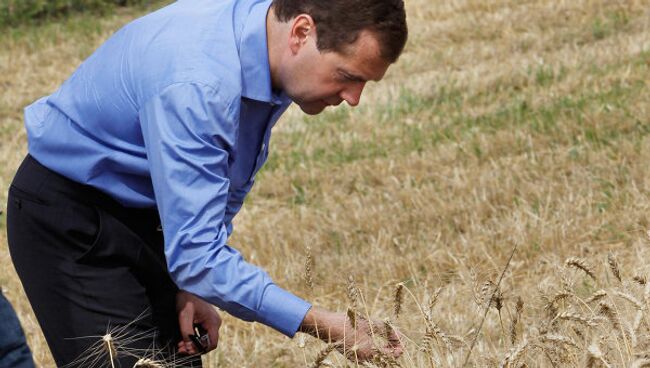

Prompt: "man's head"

[268,0,408,115]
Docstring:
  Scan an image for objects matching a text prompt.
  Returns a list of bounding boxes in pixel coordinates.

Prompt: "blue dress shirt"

[23,0,311,337]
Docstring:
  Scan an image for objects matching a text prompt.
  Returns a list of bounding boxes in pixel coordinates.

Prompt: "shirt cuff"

[257,284,312,337]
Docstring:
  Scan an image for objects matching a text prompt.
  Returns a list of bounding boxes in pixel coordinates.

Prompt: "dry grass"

[1,0,649,366]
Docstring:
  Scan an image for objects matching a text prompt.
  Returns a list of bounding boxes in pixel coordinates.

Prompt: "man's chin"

[297,101,327,115]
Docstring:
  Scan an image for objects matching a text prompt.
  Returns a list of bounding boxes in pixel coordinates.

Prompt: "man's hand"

[176,290,221,355]
[299,306,404,362]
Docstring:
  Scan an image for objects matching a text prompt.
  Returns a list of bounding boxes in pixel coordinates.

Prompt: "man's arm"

[138,82,311,337]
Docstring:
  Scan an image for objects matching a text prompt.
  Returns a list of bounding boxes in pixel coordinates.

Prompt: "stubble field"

[1,0,649,367]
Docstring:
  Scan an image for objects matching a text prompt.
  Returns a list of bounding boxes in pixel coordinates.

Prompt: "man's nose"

[340,82,366,107]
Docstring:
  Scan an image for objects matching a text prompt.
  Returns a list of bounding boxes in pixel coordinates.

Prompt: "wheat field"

[1,0,649,367]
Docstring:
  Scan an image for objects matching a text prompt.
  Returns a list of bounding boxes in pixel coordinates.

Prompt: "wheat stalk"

[510,296,524,345]
[633,275,647,285]
[631,358,650,368]
[499,340,529,368]
[586,290,608,303]
[393,283,404,320]
[133,358,164,368]
[347,307,358,329]
[585,342,612,368]
[421,318,452,354]
[463,243,518,366]
[554,312,598,327]
[540,334,579,349]
[102,334,117,368]
[633,310,644,333]
[598,302,622,332]
[310,343,340,368]
[304,246,314,290]
[383,318,396,341]
[613,290,643,310]
[347,275,359,309]
[566,257,597,281]
[607,253,622,283]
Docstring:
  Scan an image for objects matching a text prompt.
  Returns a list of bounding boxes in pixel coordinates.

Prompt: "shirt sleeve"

[138,82,311,337]
[225,177,255,236]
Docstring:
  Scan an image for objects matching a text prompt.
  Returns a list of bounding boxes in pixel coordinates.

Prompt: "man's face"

[281,30,392,115]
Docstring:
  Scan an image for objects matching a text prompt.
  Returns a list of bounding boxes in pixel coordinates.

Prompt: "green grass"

[0,0,154,28]
[264,74,646,176]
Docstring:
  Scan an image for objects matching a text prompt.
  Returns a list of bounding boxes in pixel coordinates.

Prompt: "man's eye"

[341,74,354,82]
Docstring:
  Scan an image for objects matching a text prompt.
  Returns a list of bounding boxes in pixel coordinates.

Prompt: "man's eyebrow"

[339,69,367,82]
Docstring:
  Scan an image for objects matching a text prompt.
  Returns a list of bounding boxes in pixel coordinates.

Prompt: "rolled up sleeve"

[139,82,311,337]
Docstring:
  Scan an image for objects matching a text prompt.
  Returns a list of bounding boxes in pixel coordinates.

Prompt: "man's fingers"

[177,340,191,354]
[380,320,404,349]
[200,318,220,351]
[382,344,404,358]
[387,329,404,348]
[177,302,197,353]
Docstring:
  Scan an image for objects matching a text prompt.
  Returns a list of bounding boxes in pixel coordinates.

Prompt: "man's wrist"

[298,306,321,336]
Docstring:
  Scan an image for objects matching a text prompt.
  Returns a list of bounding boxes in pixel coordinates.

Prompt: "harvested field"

[1,0,649,366]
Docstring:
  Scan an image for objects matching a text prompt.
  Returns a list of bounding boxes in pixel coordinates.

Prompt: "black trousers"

[7,155,202,367]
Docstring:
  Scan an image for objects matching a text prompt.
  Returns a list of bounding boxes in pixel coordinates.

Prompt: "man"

[7,0,408,366]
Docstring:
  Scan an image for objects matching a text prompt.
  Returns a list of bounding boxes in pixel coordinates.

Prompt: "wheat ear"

[566,257,597,280]
[463,243,518,366]
[102,334,117,368]
[607,253,622,282]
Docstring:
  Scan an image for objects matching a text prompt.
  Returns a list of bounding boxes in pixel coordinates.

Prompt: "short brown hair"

[272,0,408,63]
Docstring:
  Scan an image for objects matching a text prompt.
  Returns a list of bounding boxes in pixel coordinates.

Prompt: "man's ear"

[289,14,315,54]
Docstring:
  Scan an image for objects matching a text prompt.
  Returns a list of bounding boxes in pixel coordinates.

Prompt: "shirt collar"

[239,0,281,104]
